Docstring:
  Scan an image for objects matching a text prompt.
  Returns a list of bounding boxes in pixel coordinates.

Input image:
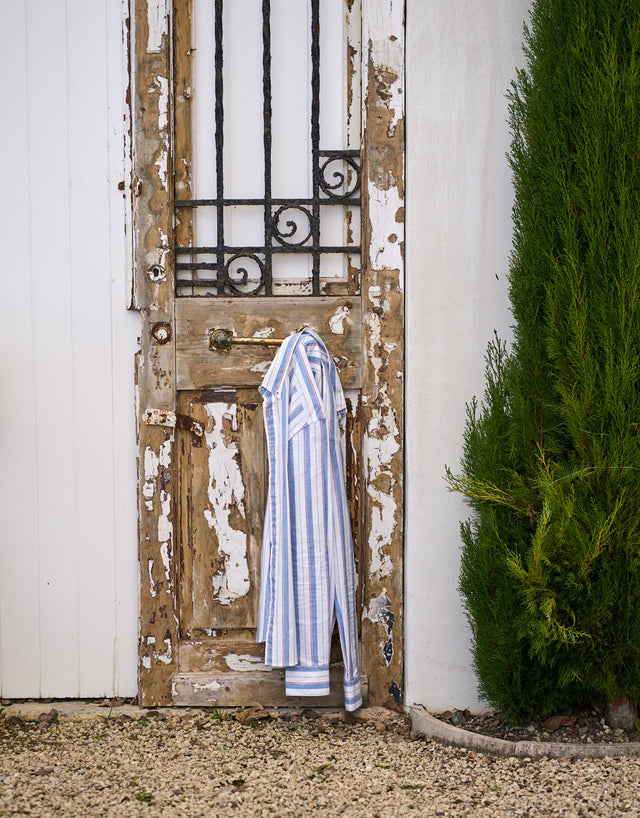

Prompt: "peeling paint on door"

[363,589,395,666]
[359,0,405,708]
[143,439,171,511]
[225,654,271,673]
[153,76,169,190]
[134,0,179,706]
[146,0,168,54]
[365,412,400,579]
[203,403,250,606]
[148,559,156,598]
[191,679,222,692]
[141,633,173,670]
[329,304,352,334]
[143,439,174,593]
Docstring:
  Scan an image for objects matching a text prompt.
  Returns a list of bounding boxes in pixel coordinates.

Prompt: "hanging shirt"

[257,327,362,711]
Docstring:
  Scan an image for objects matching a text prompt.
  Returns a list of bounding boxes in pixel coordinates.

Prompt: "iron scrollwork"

[319,153,361,200]
[222,254,266,296]
[272,205,313,247]
[174,0,361,297]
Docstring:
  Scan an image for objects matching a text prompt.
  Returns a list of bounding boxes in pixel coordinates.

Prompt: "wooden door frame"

[131,0,405,709]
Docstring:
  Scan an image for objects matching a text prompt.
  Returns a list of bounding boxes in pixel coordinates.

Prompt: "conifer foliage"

[447,0,640,722]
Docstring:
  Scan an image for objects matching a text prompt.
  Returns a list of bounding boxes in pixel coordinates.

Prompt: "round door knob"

[209,327,234,352]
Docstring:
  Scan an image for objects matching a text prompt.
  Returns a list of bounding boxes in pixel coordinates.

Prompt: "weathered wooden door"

[132,0,404,709]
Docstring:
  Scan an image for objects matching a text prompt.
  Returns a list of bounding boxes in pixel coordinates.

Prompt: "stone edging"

[409,706,640,759]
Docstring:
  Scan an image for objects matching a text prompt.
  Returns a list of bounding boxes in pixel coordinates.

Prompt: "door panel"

[177,390,265,633]
[174,383,366,706]
[175,296,363,390]
[172,668,365,708]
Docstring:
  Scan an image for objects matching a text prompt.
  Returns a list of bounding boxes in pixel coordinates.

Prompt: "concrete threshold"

[1,699,395,725]
[410,705,640,759]
[0,700,203,721]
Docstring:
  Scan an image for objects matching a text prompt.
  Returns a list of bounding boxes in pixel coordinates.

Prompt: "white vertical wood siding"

[0,0,139,698]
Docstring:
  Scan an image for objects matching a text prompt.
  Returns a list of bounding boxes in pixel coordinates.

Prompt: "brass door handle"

[209,327,285,352]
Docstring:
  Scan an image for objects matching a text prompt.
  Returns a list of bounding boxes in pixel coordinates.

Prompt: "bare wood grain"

[173,0,193,254]
[133,0,178,707]
[172,670,368,708]
[344,390,364,617]
[175,297,363,389]
[179,631,347,674]
[360,3,405,709]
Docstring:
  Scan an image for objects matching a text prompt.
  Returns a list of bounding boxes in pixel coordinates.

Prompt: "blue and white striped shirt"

[257,328,362,711]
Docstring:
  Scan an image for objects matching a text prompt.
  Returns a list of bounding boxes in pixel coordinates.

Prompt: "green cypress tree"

[447,0,640,723]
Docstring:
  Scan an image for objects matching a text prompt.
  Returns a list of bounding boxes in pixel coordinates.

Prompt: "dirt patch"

[435,705,640,745]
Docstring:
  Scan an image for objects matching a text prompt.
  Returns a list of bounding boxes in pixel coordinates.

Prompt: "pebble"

[1,712,640,816]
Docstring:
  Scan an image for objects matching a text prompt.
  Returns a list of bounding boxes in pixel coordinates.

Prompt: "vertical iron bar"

[263,0,272,295]
[215,0,225,294]
[310,0,320,294]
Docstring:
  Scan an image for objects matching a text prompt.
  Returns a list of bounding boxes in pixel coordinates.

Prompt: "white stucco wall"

[405,0,531,712]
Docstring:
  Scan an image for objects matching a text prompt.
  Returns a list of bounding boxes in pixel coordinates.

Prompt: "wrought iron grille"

[175,0,361,297]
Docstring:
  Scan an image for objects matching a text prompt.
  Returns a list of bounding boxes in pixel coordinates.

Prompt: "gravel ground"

[1,707,640,817]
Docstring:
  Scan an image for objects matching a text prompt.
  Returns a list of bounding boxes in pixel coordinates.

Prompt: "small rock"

[374,721,386,733]
[319,713,343,724]
[541,715,576,733]
[36,709,58,724]
[605,697,638,731]
[450,710,466,727]
[234,706,270,724]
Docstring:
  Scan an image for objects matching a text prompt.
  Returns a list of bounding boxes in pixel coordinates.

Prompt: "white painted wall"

[405,0,531,712]
[0,0,139,698]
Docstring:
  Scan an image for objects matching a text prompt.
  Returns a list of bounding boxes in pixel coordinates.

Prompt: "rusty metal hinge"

[143,408,204,438]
